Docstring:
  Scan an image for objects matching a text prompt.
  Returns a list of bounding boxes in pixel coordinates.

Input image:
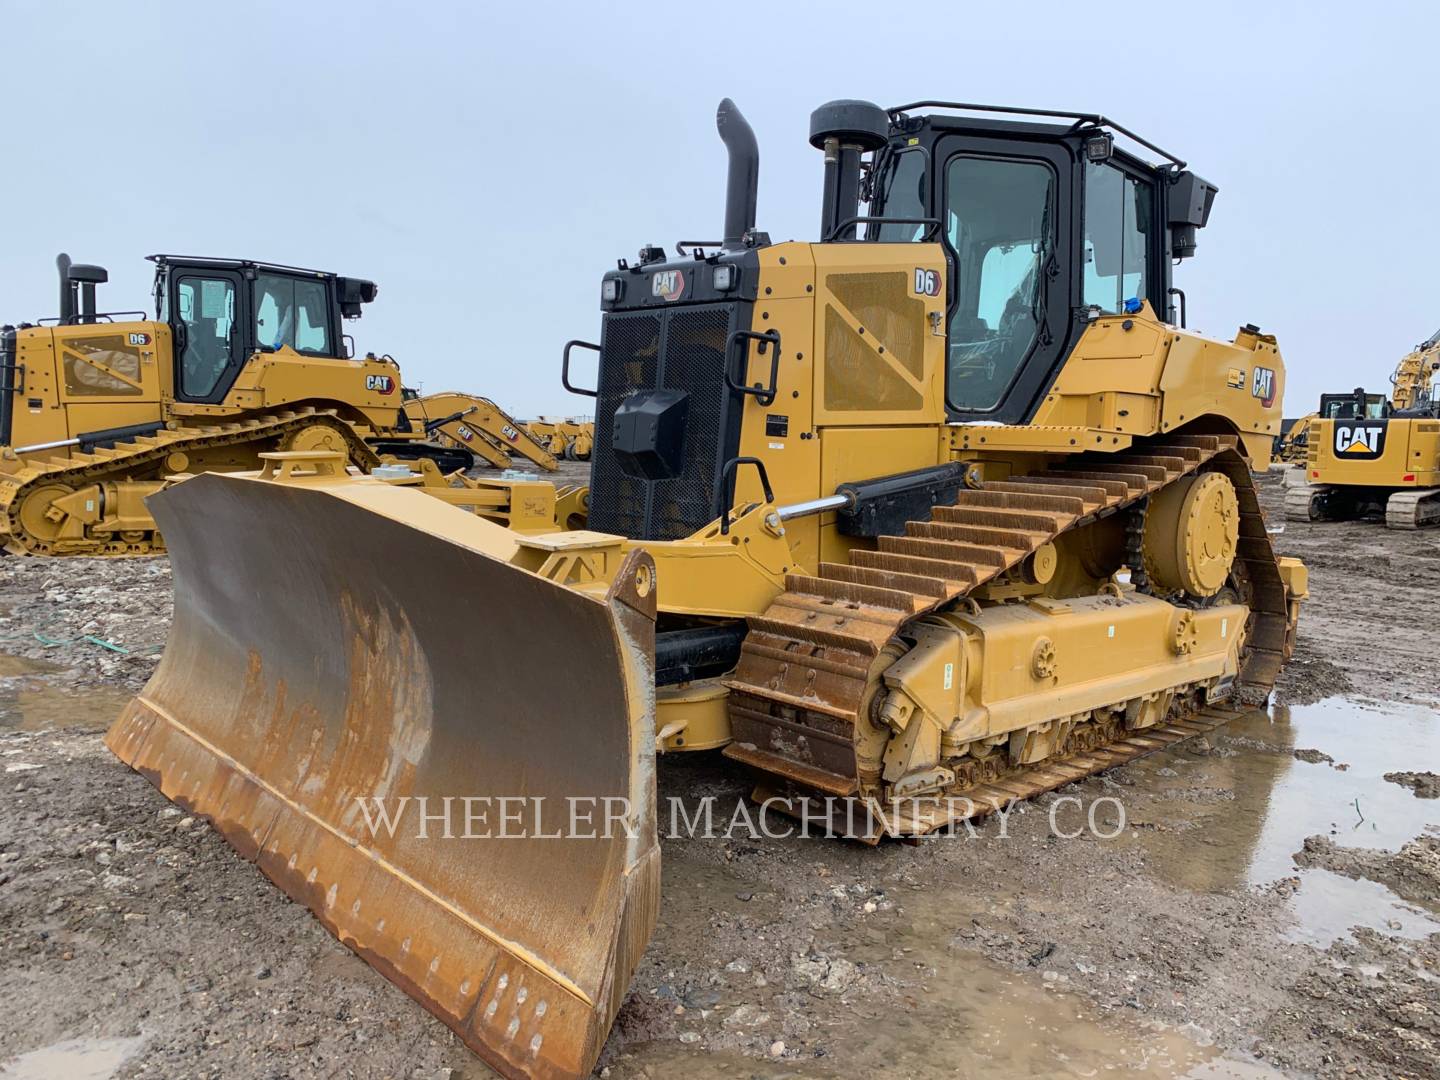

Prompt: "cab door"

[170,269,246,404]
[932,134,1076,425]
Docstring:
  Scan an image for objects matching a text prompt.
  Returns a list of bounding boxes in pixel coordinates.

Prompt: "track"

[0,409,379,555]
[1386,487,1440,529]
[723,435,1293,837]
[1286,482,1440,529]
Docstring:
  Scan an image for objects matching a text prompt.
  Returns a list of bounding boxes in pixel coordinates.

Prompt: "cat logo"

[365,374,395,395]
[456,424,474,442]
[1250,366,1277,407]
[501,423,520,442]
[651,270,685,302]
[1333,421,1386,459]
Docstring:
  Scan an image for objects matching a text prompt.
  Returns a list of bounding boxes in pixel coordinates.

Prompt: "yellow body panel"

[1307,416,1440,488]
[5,320,406,451]
[1032,309,1282,462]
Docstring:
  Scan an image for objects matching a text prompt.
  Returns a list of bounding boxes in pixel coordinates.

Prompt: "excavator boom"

[404,392,560,471]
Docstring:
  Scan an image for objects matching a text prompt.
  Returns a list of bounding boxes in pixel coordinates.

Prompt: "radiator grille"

[587,304,741,541]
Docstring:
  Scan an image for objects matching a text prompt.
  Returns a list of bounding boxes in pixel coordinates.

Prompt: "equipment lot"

[0,468,1435,1080]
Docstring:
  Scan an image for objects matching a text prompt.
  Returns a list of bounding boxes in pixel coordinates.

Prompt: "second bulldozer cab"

[151,255,377,405]
[0,254,395,453]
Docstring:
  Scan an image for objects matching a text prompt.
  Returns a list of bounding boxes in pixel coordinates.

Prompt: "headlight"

[712,264,736,291]
[601,278,622,303]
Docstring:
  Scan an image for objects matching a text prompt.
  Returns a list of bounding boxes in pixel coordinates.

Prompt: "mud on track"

[0,469,1436,1079]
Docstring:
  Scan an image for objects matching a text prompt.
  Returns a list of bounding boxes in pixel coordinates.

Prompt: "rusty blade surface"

[106,473,658,1080]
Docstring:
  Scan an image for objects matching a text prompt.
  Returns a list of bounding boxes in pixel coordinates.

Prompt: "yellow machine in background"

[109,99,1305,1079]
[1285,329,1440,528]
[1272,412,1314,464]
[402,391,561,471]
[522,417,594,461]
[0,254,496,554]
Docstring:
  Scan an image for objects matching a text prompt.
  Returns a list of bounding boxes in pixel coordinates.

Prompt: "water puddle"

[622,851,1286,1079]
[1112,698,1440,944]
[0,653,133,732]
[0,1035,145,1080]
[0,655,60,678]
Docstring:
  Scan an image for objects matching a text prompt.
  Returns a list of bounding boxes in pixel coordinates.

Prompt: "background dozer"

[1285,329,1440,527]
[0,253,485,554]
[109,98,1306,1079]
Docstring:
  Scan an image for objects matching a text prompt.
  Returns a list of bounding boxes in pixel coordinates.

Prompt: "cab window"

[253,274,332,355]
[176,276,236,398]
[875,149,928,241]
[944,155,1055,411]
[1083,162,1152,313]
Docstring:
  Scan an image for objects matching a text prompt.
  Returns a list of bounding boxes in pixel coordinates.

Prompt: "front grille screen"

[587,304,740,541]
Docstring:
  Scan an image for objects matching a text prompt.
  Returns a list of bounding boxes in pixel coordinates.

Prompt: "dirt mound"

[1294,833,1440,913]
[1385,771,1440,799]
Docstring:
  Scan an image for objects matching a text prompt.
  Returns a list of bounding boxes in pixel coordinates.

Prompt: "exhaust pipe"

[717,98,758,249]
[56,253,74,324]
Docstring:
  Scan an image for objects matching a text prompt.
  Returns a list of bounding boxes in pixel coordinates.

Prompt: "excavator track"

[0,409,380,556]
[1386,487,1440,529]
[724,435,1293,837]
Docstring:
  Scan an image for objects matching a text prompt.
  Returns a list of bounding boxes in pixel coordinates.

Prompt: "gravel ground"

[0,468,1436,1080]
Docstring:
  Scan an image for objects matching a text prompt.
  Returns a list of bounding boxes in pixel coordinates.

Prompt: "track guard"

[106,473,658,1079]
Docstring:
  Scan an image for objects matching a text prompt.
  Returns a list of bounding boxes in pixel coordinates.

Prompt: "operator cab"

[855,101,1217,425]
[149,255,377,404]
[1318,389,1390,421]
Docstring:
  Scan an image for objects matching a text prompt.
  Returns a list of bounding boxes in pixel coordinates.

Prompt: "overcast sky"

[2,1,1435,418]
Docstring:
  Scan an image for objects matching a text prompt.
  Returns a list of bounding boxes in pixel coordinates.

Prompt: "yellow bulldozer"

[1284,330,1440,528]
[108,99,1306,1079]
[0,253,507,554]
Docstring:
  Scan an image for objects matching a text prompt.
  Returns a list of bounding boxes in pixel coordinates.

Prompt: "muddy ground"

[0,468,1437,1079]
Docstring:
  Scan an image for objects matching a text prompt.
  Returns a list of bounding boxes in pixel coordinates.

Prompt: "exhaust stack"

[717,98,758,249]
[55,252,110,324]
[56,253,73,324]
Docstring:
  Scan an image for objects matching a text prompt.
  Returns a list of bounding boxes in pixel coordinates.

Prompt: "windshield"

[253,273,332,355]
[1320,394,1388,419]
[944,155,1055,411]
[875,149,928,241]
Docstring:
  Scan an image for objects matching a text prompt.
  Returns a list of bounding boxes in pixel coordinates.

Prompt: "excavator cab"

[1317,388,1390,420]
[149,255,377,404]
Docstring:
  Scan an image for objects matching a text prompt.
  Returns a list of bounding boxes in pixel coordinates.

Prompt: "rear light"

[1403,473,1416,482]
[1311,470,1319,478]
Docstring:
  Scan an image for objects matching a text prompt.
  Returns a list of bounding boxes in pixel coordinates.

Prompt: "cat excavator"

[1285,330,1440,527]
[108,99,1306,1079]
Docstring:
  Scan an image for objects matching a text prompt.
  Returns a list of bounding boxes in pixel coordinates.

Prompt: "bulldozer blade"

[106,472,659,1080]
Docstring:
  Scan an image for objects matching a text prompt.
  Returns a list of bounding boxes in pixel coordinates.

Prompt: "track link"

[723,435,1293,836]
[754,704,1253,841]
[0,410,380,555]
